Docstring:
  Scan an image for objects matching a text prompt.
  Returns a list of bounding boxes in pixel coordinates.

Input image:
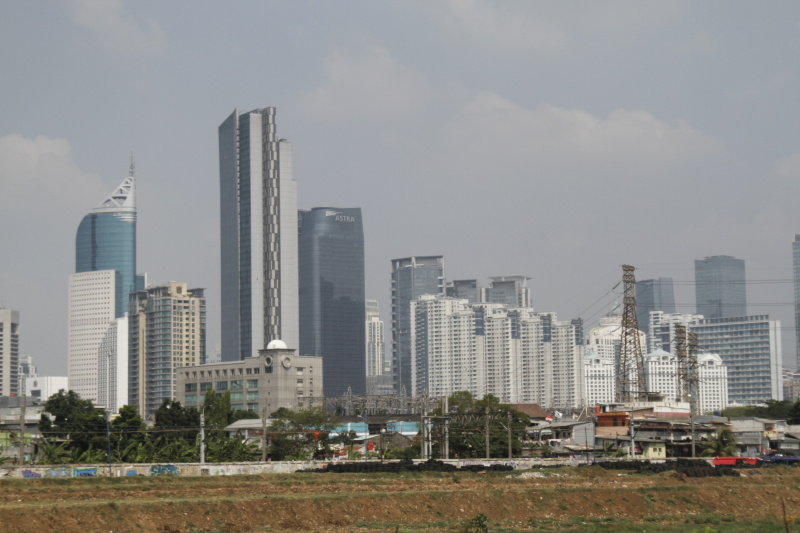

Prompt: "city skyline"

[2,3,800,377]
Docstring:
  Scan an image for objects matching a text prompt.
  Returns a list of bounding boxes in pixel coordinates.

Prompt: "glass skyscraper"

[219,107,299,361]
[298,207,365,396]
[75,168,137,318]
[391,256,445,395]
[635,277,676,329]
[694,256,747,319]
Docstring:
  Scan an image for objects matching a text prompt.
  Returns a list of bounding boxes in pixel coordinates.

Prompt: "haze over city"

[2,1,800,376]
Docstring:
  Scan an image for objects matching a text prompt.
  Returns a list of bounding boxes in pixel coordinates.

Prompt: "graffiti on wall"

[73,468,97,477]
[21,469,41,478]
[126,470,137,476]
[150,464,180,476]
[45,467,69,478]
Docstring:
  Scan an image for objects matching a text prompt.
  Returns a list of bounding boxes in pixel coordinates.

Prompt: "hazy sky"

[2,1,800,377]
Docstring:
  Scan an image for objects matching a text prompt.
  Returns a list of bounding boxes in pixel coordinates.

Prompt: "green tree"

[39,390,109,460]
[154,398,200,442]
[700,428,738,457]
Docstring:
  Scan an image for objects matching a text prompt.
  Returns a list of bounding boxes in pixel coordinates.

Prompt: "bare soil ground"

[0,465,798,532]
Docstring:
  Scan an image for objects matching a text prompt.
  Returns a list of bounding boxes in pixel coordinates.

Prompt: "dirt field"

[1,464,799,532]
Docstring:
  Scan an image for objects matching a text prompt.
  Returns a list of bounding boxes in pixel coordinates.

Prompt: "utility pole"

[200,411,205,464]
[19,400,25,466]
[629,408,635,459]
[689,394,696,459]
[261,404,268,462]
[105,410,112,476]
[507,411,513,459]
[485,406,491,459]
[443,395,449,460]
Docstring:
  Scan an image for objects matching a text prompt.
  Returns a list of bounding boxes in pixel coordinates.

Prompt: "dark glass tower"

[299,207,365,396]
[794,235,800,367]
[635,278,676,330]
[75,165,136,318]
[695,256,746,319]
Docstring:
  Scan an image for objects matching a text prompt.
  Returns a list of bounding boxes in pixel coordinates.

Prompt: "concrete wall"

[0,456,708,479]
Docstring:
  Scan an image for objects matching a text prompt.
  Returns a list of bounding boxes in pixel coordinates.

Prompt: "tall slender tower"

[219,108,299,360]
[69,162,137,402]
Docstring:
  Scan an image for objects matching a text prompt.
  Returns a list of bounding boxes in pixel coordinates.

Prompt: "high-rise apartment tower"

[0,309,20,396]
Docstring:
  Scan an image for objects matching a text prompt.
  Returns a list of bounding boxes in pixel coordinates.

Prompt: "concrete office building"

[97,317,127,413]
[635,278,676,330]
[0,309,20,396]
[298,207,365,396]
[691,315,781,404]
[695,256,747,319]
[177,340,322,415]
[391,256,445,395]
[219,107,298,361]
[128,282,206,416]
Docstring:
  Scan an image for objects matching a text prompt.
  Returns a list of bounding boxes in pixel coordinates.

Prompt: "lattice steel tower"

[615,265,647,402]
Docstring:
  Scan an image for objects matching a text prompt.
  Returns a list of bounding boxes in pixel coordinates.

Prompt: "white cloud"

[67,0,166,57]
[297,46,431,120]
[440,0,565,50]
[0,134,105,208]
[445,92,722,170]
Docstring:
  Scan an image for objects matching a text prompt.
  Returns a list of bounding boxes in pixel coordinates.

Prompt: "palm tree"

[700,428,737,457]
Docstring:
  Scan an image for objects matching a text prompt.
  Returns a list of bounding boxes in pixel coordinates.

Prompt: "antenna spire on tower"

[129,151,135,177]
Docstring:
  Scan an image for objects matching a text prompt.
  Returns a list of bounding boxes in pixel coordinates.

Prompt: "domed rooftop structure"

[266,339,288,350]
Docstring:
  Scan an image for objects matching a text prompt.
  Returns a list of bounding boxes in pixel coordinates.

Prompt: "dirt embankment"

[0,466,798,532]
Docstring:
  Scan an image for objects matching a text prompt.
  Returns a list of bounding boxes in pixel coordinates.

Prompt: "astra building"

[391,256,445,395]
[298,207,365,396]
[695,255,747,319]
[635,278,676,330]
[0,309,20,396]
[128,282,206,417]
[69,162,144,403]
[219,107,299,361]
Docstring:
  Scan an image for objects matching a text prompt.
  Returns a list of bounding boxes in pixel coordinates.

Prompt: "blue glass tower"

[75,163,137,318]
[299,207,366,396]
[695,256,746,319]
[635,278,676,330]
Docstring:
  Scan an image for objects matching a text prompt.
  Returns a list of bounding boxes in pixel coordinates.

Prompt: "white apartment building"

[365,300,385,378]
[584,352,615,406]
[410,296,583,408]
[648,311,703,353]
[0,309,20,396]
[587,313,647,362]
[643,348,729,413]
[97,316,128,413]
[68,270,117,402]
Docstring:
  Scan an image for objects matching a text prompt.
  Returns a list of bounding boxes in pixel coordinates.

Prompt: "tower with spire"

[69,160,141,404]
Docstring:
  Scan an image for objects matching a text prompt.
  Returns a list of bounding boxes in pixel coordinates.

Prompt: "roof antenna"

[129,151,135,177]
